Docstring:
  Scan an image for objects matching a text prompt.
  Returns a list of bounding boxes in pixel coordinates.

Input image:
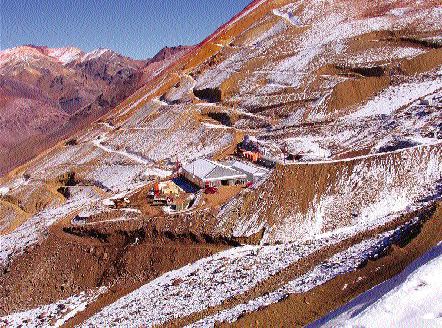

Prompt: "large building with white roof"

[181,159,247,188]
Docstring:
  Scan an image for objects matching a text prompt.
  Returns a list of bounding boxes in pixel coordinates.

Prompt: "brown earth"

[400,48,442,75]
[127,185,164,217]
[2,193,437,325]
[202,185,244,209]
[156,202,441,327]
[0,199,29,235]
[0,217,232,316]
[229,202,442,327]
[323,33,442,115]
[326,76,390,113]
[0,172,92,235]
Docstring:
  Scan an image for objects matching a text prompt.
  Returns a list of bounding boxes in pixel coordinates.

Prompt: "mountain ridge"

[0,0,441,326]
[0,43,192,176]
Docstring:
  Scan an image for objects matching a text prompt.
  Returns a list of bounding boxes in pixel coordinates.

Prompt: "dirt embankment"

[229,202,442,327]
[400,48,442,75]
[326,75,390,112]
[0,219,232,317]
[0,172,86,235]
[218,144,442,243]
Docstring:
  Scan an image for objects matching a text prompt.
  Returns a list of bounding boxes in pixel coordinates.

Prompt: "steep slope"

[218,143,442,243]
[222,204,442,327]
[150,45,193,64]
[0,0,441,326]
[314,243,442,328]
[0,45,191,176]
[0,45,145,176]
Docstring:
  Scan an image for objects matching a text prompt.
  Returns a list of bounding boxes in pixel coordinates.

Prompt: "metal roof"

[182,159,246,181]
[229,161,268,176]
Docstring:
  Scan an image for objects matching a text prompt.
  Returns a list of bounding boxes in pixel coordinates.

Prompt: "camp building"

[228,160,268,183]
[181,159,247,188]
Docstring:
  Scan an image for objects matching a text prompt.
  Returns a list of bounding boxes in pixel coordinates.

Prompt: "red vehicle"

[204,186,218,194]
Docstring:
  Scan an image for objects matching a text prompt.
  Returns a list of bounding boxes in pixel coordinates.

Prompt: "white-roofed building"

[181,159,247,188]
[229,160,269,182]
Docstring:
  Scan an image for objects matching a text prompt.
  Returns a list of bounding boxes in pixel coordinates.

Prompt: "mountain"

[0,0,441,326]
[150,45,193,63]
[0,45,191,176]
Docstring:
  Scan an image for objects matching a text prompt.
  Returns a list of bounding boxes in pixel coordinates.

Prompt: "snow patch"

[314,243,442,328]
[348,79,442,118]
[0,287,108,327]
[285,137,331,160]
[47,47,83,64]
[0,187,10,197]
[272,3,303,26]
[81,235,345,327]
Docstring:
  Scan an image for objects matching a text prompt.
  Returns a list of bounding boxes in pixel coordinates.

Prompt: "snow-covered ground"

[348,78,442,119]
[91,135,151,165]
[187,218,424,327]
[105,104,235,164]
[163,74,196,104]
[0,187,100,267]
[0,287,108,327]
[285,136,331,160]
[0,187,10,196]
[272,3,303,26]
[47,47,83,65]
[314,242,442,328]
[217,142,442,244]
[81,234,349,327]
[343,46,425,66]
[81,216,425,327]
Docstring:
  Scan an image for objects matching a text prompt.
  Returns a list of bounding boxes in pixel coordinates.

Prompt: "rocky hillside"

[0,0,441,326]
[0,45,191,176]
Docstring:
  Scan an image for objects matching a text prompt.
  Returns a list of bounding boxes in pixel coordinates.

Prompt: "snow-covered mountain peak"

[81,48,116,62]
[0,0,441,326]
[46,47,83,64]
[0,45,48,67]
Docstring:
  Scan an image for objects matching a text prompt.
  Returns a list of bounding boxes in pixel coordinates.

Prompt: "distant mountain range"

[0,0,441,326]
[0,44,192,176]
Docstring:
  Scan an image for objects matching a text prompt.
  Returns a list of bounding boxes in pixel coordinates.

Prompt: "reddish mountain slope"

[0,0,441,326]
[149,45,192,63]
[0,45,191,176]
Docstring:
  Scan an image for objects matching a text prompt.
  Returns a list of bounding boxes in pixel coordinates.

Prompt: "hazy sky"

[1,0,252,59]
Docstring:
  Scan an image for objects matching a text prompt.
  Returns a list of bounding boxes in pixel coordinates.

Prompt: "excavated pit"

[335,65,386,78]
[400,36,442,49]
[324,64,390,113]
[193,87,223,103]
[206,112,233,126]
